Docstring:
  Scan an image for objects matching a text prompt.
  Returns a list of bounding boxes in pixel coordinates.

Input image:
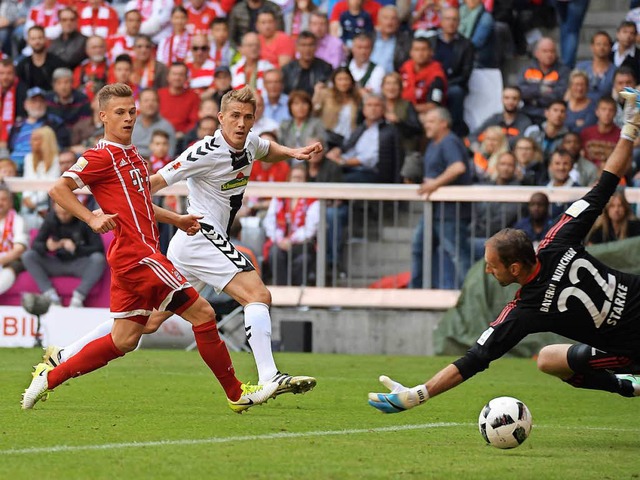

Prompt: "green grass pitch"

[1,348,639,479]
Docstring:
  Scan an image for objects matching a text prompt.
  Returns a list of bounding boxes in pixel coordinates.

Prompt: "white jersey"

[158,129,270,237]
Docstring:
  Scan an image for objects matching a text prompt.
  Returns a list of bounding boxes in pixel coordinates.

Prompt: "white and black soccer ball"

[478,396,532,449]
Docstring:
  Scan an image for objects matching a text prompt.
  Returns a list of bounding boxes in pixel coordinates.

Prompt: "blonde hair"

[97,83,133,110]
[481,126,509,179]
[220,86,256,113]
[30,126,59,173]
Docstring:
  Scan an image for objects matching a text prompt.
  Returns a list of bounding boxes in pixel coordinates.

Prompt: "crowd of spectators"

[1,0,640,294]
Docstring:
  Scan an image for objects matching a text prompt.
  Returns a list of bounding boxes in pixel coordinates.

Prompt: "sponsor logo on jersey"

[119,159,128,167]
[69,157,88,172]
[477,327,494,346]
[566,199,589,218]
[221,172,249,190]
[168,161,182,171]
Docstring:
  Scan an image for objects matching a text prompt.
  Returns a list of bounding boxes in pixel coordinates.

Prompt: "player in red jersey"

[21,83,277,412]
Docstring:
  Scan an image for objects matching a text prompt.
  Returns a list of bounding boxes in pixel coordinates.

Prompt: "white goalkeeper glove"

[620,87,640,141]
[367,375,429,414]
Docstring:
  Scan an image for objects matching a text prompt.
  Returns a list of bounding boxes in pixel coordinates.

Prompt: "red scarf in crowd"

[275,197,315,237]
[0,209,16,254]
[0,80,17,142]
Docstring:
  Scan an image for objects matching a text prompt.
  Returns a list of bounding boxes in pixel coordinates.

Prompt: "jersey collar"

[523,260,541,285]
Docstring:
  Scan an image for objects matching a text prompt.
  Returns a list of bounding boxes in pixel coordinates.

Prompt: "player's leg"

[224,270,317,395]
[21,317,142,409]
[44,310,174,368]
[537,343,639,397]
[175,291,277,412]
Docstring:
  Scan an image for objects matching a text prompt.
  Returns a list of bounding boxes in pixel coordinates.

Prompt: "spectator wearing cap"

[106,9,142,63]
[8,87,69,175]
[308,12,345,69]
[45,68,92,146]
[132,88,176,158]
[262,69,290,123]
[281,31,333,97]
[16,26,66,91]
[49,8,88,71]
[0,59,28,150]
[211,65,233,110]
[185,34,216,96]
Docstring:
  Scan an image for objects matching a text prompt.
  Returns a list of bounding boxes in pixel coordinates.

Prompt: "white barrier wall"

[0,306,197,349]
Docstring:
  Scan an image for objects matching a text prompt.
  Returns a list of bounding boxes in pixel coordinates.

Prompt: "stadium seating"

[0,230,113,308]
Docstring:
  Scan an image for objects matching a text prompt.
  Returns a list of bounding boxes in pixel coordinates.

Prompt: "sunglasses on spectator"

[191,46,209,51]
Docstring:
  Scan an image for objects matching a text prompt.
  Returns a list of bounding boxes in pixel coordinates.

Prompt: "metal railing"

[8,178,640,308]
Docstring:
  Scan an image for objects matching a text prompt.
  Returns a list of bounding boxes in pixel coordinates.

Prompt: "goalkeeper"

[369,89,640,413]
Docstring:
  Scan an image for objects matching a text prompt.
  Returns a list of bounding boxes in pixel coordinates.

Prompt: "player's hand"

[291,142,323,161]
[620,87,640,126]
[88,212,118,234]
[177,214,203,236]
[368,375,429,414]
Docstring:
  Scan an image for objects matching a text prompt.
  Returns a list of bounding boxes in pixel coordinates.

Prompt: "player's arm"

[49,177,117,234]
[152,203,202,236]
[261,140,323,163]
[150,173,169,195]
[603,89,639,178]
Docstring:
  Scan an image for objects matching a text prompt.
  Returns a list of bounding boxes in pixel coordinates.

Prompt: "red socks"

[48,334,125,390]
[192,320,242,401]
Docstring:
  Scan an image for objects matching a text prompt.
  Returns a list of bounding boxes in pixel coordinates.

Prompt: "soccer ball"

[478,396,532,449]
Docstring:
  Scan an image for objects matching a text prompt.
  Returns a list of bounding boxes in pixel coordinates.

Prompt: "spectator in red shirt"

[580,96,622,169]
[157,62,200,141]
[399,36,447,114]
[257,10,296,68]
[185,0,224,36]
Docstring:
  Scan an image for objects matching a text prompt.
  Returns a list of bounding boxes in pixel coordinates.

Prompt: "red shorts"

[110,252,199,322]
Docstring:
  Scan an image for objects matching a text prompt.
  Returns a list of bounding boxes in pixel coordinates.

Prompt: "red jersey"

[399,59,447,106]
[63,139,160,273]
[185,1,224,35]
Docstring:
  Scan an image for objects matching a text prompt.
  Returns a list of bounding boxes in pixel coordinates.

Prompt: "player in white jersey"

[44,87,321,398]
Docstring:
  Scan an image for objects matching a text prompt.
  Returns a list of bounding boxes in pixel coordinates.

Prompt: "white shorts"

[167,224,255,295]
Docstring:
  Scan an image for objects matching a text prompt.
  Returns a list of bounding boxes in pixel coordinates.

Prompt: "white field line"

[1,422,639,456]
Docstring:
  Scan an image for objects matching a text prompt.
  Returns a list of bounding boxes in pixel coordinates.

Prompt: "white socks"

[60,319,114,362]
[244,302,278,384]
[0,267,16,295]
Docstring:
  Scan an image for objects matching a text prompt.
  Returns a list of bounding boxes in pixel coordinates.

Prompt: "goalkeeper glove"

[620,87,640,141]
[367,375,429,414]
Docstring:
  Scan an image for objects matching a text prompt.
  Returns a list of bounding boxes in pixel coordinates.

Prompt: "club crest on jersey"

[69,157,88,172]
[230,149,251,170]
[221,172,249,190]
